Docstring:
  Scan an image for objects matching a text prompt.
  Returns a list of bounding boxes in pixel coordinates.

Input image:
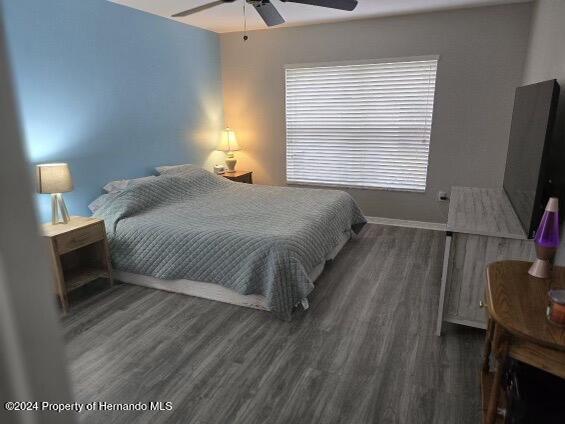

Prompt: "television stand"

[435,187,536,335]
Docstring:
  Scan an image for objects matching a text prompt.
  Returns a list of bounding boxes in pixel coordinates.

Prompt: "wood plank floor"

[62,224,484,424]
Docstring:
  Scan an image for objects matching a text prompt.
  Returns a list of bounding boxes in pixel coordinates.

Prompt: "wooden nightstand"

[221,170,253,184]
[42,216,113,313]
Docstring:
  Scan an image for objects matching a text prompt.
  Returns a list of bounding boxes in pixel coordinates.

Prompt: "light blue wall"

[2,0,223,222]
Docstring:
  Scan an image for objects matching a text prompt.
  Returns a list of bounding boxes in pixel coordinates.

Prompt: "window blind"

[285,57,438,191]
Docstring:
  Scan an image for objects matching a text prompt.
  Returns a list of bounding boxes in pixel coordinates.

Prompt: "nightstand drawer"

[234,174,252,184]
[55,223,105,254]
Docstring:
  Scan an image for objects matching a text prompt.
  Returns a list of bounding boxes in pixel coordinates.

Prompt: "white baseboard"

[366,216,447,232]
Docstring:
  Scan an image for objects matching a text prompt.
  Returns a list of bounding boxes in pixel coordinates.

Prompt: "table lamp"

[36,163,73,225]
[218,128,241,173]
[529,197,560,279]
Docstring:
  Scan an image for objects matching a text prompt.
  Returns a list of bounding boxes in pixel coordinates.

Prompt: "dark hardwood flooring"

[62,224,484,424]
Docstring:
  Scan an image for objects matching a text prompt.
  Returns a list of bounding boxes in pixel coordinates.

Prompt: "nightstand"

[42,216,113,313]
[222,170,253,184]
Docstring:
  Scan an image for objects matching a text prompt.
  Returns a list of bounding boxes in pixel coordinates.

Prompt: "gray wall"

[523,0,565,149]
[523,0,565,86]
[220,4,532,222]
[522,0,565,263]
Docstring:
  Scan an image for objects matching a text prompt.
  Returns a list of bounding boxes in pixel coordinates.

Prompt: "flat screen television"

[503,79,561,239]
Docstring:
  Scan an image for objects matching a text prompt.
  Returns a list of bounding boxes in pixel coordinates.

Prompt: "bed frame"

[113,231,352,312]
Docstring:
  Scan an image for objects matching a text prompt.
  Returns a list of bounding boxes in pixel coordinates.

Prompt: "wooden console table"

[482,261,565,424]
[436,187,536,335]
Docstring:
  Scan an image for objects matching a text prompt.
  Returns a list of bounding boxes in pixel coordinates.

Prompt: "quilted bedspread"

[94,168,366,320]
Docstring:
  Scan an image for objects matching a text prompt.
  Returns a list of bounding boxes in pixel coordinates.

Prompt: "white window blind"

[285,57,438,191]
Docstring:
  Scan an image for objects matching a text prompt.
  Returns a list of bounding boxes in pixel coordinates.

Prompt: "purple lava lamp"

[529,197,560,278]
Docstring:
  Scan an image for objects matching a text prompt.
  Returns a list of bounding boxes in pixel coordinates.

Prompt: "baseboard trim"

[366,216,447,232]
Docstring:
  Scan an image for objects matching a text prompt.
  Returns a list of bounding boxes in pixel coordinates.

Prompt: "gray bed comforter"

[95,168,366,320]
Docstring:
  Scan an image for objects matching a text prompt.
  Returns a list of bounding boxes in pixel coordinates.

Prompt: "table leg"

[435,233,453,336]
[47,239,68,314]
[482,318,494,374]
[486,324,508,424]
[102,239,114,287]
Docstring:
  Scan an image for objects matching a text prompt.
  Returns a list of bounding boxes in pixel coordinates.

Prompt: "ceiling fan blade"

[172,0,230,18]
[253,1,285,27]
[280,0,358,11]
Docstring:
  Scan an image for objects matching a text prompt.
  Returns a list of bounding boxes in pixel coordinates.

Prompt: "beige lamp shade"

[218,128,241,152]
[36,163,74,193]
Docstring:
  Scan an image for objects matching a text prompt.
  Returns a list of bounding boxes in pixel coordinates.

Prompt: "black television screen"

[503,79,560,238]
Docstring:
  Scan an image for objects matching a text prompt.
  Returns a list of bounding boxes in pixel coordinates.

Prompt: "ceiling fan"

[171,0,359,27]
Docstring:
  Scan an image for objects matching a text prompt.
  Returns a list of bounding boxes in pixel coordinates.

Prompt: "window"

[285,57,438,191]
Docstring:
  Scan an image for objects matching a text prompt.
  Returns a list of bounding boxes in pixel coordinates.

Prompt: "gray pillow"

[155,164,201,175]
[88,191,120,213]
[103,176,156,193]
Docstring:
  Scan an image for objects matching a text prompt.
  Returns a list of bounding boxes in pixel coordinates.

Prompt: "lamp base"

[528,259,552,279]
[51,193,70,225]
[225,152,237,172]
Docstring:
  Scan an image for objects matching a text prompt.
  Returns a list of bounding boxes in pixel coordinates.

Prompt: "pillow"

[155,164,201,175]
[88,191,120,213]
[103,175,156,193]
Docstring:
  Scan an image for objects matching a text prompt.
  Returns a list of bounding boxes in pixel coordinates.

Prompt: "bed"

[94,166,366,320]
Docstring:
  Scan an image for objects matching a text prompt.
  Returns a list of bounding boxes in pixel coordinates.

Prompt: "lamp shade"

[36,163,73,194]
[218,128,240,152]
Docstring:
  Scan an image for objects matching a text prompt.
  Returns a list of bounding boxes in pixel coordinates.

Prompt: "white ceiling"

[109,0,531,33]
